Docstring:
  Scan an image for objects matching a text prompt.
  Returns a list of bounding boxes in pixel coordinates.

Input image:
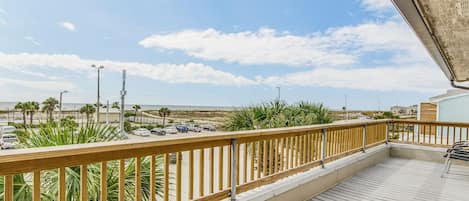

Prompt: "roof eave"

[391,0,454,81]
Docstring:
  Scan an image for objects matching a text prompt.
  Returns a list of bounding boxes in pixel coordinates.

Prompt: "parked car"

[0,134,19,149]
[163,127,178,135]
[188,125,202,132]
[176,125,189,133]
[151,128,166,136]
[131,128,151,137]
[0,126,16,134]
[201,124,216,131]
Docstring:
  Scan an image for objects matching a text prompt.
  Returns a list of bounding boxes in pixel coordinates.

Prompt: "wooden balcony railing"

[0,120,389,201]
[389,119,469,147]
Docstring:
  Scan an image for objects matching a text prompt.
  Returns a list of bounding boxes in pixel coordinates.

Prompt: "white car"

[163,127,178,135]
[0,134,19,149]
[0,126,16,134]
[131,128,151,137]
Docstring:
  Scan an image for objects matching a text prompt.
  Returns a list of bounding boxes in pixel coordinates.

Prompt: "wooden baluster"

[101,161,107,201]
[466,127,469,140]
[274,139,278,172]
[423,124,427,144]
[236,144,240,185]
[135,157,142,201]
[58,167,66,201]
[210,147,215,193]
[310,133,314,162]
[33,171,41,201]
[243,143,248,182]
[304,134,307,163]
[263,140,267,176]
[218,147,223,191]
[289,137,293,169]
[269,139,273,175]
[150,156,156,201]
[200,149,205,197]
[228,145,232,188]
[286,137,290,169]
[257,141,261,179]
[340,130,344,153]
[176,152,182,201]
[81,164,88,201]
[294,136,300,167]
[250,142,255,180]
[119,160,125,201]
[280,138,284,171]
[439,126,443,145]
[460,127,463,144]
[189,150,194,200]
[4,175,13,201]
[446,126,450,145]
[164,154,169,201]
[453,127,456,145]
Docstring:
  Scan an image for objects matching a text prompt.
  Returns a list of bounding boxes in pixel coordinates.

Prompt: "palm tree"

[112,101,120,110]
[42,97,59,122]
[158,107,171,127]
[0,123,164,201]
[14,102,28,128]
[26,101,40,127]
[80,104,96,124]
[132,104,141,123]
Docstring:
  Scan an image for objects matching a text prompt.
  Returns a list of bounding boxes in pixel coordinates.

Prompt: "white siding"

[438,94,469,122]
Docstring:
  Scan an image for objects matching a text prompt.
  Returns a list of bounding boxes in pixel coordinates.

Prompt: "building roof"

[429,89,469,102]
[392,0,469,83]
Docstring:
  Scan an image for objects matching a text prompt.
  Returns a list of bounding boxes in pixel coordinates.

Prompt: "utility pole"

[276,86,281,100]
[92,64,104,123]
[106,100,110,124]
[120,70,127,137]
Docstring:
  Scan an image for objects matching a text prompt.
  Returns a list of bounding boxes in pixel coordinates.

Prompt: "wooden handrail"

[0,119,390,201]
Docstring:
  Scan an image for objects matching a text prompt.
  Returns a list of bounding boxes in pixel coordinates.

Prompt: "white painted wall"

[438,94,469,122]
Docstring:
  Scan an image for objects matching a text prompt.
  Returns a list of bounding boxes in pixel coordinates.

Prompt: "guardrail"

[0,120,388,201]
[389,120,469,147]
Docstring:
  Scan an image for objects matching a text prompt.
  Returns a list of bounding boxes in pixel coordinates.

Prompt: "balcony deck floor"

[311,158,469,201]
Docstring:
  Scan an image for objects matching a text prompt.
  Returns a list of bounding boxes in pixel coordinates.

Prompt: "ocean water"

[0,102,238,111]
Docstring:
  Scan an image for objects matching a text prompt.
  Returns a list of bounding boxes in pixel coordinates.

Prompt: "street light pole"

[92,64,104,123]
[120,70,127,137]
[59,90,69,120]
[276,86,281,100]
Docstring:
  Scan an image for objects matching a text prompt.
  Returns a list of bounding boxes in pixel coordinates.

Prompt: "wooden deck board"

[311,158,469,201]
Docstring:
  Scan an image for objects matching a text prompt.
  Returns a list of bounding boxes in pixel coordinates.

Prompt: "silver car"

[132,128,151,137]
[0,134,19,149]
[163,127,178,135]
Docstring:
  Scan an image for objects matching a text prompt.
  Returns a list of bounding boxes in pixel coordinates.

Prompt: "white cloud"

[139,20,427,67]
[360,0,394,12]
[24,36,40,46]
[58,21,75,31]
[140,28,357,67]
[0,78,76,91]
[259,64,448,93]
[0,52,255,86]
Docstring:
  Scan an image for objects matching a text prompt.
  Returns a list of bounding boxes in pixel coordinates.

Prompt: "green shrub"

[224,100,333,131]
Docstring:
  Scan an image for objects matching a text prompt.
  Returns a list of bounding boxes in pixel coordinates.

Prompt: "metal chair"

[441,141,469,177]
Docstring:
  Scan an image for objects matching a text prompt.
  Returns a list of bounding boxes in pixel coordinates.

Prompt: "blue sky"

[0,0,451,110]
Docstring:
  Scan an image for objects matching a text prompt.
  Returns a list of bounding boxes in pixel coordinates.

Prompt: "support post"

[230,139,237,201]
[321,128,326,168]
[362,124,367,153]
[385,122,389,144]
